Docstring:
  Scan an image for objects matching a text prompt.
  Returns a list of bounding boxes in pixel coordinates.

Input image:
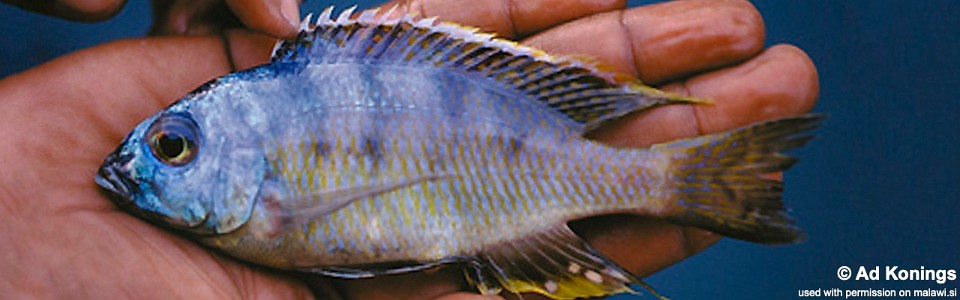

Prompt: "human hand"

[0,0,818,299]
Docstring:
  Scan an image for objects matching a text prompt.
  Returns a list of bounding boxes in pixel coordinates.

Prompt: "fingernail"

[280,0,301,32]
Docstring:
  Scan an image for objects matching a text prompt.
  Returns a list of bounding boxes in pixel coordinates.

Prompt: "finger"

[3,0,125,21]
[223,29,279,70]
[523,0,765,84]
[377,0,626,39]
[591,44,820,146]
[226,0,300,38]
[673,44,820,134]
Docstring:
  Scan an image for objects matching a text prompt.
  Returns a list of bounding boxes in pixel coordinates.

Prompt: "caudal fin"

[653,115,823,244]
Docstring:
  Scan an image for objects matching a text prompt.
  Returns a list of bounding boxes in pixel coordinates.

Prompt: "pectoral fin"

[471,225,667,300]
[255,173,453,237]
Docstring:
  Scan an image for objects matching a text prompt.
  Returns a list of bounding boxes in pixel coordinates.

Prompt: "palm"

[15,196,305,298]
[0,0,818,299]
[0,56,309,298]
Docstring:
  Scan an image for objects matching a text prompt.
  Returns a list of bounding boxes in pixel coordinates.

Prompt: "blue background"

[2,1,958,299]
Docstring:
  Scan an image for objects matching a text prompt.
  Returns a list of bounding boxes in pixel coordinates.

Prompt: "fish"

[95,6,820,300]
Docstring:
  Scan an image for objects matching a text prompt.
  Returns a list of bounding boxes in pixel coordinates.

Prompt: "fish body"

[96,7,819,299]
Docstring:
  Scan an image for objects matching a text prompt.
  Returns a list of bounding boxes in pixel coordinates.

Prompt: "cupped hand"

[0,0,818,299]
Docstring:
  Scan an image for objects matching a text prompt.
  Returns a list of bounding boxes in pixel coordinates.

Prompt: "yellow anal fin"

[472,225,667,300]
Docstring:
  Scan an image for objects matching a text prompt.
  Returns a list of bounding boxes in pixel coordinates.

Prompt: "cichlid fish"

[96,6,819,299]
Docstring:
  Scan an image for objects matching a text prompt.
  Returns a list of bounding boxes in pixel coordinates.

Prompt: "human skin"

[0,0,818,299]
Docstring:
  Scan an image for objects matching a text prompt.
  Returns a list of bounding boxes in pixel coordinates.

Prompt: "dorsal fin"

[270,6,704,132]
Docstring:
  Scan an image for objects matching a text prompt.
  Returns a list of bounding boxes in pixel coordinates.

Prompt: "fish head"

[96,85,268,237]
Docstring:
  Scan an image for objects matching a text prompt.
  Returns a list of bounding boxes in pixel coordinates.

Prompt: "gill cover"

[155,86,268,236]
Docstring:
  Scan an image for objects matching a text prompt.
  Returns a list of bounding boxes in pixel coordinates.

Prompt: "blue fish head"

[96,110,211,230]
[96,86,268,237]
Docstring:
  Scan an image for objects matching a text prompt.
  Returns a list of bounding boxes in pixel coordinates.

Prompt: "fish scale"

[267,114,661,265]
[96,6,821,300]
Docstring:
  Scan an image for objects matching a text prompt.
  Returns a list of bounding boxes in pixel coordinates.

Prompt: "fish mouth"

[95,152,136,200]
[94,150,201,231]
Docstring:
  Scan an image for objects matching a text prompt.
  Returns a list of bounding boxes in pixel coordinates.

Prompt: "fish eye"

[145,113,200,166]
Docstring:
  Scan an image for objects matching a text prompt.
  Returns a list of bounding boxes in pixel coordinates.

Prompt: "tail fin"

[653,115,823,244]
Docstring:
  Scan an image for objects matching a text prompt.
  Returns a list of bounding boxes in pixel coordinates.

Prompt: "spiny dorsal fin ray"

[270,6,704,132]
[471,225,667,299]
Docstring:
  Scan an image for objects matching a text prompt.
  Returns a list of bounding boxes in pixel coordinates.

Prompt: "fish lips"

[95,151,136,201]
[95,150,180,225]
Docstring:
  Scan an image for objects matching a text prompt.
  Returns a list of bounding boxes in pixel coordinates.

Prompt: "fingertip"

[769,44,820,112]
[223,29,279,70]
[278,0,301,36]
[686,44,820,132]
[226,0,301,38]
[728,0,767,51]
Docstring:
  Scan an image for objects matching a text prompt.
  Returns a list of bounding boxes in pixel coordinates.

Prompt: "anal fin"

[472,225,667,300]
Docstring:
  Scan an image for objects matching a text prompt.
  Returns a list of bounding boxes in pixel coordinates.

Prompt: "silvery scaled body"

[96,6,820,299]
